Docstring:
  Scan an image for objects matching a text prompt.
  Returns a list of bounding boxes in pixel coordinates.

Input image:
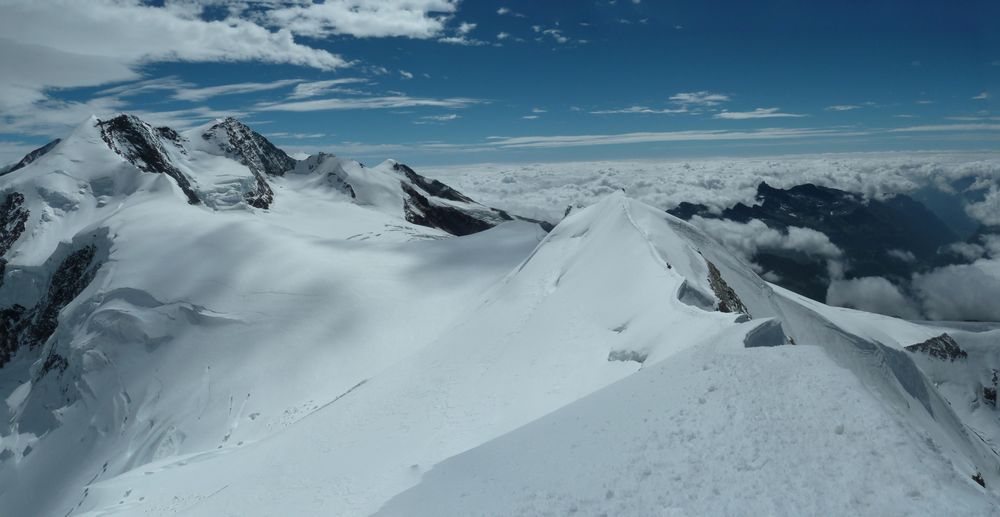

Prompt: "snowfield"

[1,116,998,516]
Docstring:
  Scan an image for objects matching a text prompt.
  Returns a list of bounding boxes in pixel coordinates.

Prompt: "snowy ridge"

[0,116,998,516]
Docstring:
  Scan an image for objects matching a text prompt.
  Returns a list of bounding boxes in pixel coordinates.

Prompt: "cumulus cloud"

[826,277,922,319]
[689,217,844,278]
[261,0,458,39]
[0,0,350,136]
[912,260,1000,321]
[887,249,916,263]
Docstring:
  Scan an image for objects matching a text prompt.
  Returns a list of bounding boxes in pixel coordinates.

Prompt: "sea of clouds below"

[425,152,1000,322]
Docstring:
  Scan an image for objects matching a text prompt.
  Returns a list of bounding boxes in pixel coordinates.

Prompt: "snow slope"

[1,115,998,516]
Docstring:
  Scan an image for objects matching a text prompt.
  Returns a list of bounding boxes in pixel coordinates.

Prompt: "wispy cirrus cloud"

[825,105,862,111]
[669,91,731,107]
[484,127,850,149]
[414,114,461,124]
[590,106,688,115]
[173,79,305,102]
[255,95,483,112]
[714,108,806,119]
[288,79,370,99]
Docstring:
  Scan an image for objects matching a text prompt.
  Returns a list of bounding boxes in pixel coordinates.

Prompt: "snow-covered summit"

[0,116,998,516]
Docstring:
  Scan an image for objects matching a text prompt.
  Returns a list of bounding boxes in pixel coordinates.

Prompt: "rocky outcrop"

[0,244,103,367]
[97,115,201,205]
[1,139,61,176]
[393,162,475,204]
[199,118,295,209]
[394,162,553,235]
[706,260,750,318]
[201,118,296,178]
[1,191,29,257]
[401,182,497,236]
[904,333,967,361]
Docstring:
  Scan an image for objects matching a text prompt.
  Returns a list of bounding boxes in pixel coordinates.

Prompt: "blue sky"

[0,0,997,166]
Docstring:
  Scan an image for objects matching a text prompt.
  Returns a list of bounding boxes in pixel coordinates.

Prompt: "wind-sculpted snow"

[1,116,999,516]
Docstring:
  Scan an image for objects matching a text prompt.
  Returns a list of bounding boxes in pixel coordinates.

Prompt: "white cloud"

[288,79,369,99]
[532,108,547,114]
[0,0,348,134]
[825,105,861,111]
[400,70,414,79]
[415,114,460,124]
[437,36,487,46]
[256,96,482,112]
[497,32,511,40]
[669,91,731,107]
[265,132,328,140]
[497,7,511,15]
[484,127,852,149]
[263,0,459,39]
[457,22,477,35]
[912,260,1000,321]
[690,217,844,278]
[889,124,1000,133]
[887,249,917,263]
[826,277,922,319]
[972,91,991,100]
[522,115,540,120]
[173,79,304,102]
[714,108,806,120]
[590,106,688,115]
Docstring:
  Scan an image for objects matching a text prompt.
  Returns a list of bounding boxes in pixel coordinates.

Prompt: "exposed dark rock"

[905,333,967,361]
[394,162,553,234]
[1,139,61,176]
[0,244,102,368]
[97,115,201,205]
[1,191,29,257]
[201,117,296,177]
[39,353,69,376]
[706,260,750,318]
[393,162,474,203]
[30,246,99,346]
[0,304,28,366]
[973,472,986,487]
[200,117,295,209]
[985,370,998,408]
[607,349,648,363]
[669,182,961,301]
[401,183,496,236]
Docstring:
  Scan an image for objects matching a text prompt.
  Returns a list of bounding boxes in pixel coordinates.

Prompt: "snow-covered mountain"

[1,115,998,516]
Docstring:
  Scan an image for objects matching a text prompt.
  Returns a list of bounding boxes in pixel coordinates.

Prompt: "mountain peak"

[198,117,294,178]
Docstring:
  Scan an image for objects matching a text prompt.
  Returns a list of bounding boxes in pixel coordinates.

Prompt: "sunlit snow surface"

[1,124,999,517]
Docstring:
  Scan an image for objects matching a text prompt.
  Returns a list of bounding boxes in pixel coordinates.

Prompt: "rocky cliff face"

[97,115,201,205]
[0,243,103,367]
[199,118,296,209]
